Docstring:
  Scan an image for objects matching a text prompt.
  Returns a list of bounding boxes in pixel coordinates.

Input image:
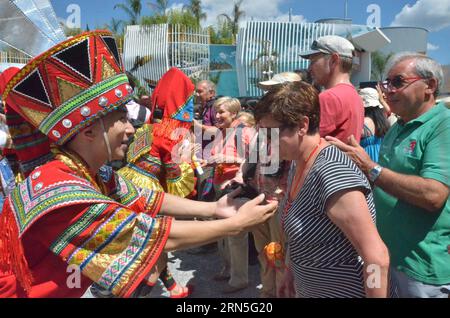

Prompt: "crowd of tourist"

[0,31,448,298]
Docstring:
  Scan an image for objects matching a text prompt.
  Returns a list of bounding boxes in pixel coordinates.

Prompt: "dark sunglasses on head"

[310,40,321,51]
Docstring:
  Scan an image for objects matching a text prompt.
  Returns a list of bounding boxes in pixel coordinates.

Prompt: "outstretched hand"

[214,186,245,219]
[234,194,278,231]
[325,135,376,175]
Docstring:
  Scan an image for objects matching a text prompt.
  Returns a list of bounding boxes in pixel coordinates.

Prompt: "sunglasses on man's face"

[379,75,425,92]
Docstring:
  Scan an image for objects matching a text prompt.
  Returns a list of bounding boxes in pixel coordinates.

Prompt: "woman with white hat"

[359,87,390,162]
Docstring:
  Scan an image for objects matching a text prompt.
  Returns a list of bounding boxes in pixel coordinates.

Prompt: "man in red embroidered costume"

[0,31,277,298]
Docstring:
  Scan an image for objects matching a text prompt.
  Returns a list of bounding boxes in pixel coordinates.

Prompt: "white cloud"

[273,14,307,23]
[168,3,185,12]
[171,0,306,27]
[427,43,440,51]
[390,0,450,32]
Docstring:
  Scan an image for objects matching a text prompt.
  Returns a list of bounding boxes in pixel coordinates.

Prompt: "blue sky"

[52,0,450,65]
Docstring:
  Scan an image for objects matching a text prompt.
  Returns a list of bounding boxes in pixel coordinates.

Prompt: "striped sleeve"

[316,147,372,213]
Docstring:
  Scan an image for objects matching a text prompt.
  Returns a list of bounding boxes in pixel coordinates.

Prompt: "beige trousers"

[218,231,249,287]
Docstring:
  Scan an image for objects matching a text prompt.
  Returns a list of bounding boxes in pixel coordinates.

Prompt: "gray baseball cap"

[300,35,355,59]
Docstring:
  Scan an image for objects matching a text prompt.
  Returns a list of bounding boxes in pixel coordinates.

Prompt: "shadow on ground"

[148,248,262,298]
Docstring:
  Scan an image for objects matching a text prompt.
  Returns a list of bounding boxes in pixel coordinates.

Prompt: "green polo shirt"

[375,102,450,285]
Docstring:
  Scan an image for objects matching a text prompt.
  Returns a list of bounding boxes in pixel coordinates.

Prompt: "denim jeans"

[391,267,450,298]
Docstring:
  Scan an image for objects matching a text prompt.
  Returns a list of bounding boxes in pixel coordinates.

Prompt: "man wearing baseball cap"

[300,35,364,143]
[257,72,301,92]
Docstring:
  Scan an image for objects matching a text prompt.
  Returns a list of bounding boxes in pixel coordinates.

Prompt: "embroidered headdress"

[150,67,195,124]
[119,68,196,197]
[0,31,134,292]
[1,31,132,175]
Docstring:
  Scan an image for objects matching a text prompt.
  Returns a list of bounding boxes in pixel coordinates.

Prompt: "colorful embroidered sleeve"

[119,131,195,198]
[110,172,165,217]
[163,160,195,198]
[137,187,165,218]
[118,154,165,192]
[49,203,172,298]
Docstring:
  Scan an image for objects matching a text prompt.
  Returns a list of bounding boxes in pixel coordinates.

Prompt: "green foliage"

[106,18,124,35]
[147,0,169,15]
[110,0,251,48]
[167,9,199,27]
[127,72,150,97]
[210,1,245,44]
[183,0,207,27]
[252,41,279,81]
[209,71,222,85]
[141,14,168,25]
[371,51,394,81]
[218,0,244,42]
[209,21,233,44]
[63,26,84,37]
[114,0,142,25]
[141,9,199,28]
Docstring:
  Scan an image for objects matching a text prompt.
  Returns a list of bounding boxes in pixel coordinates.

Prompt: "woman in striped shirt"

[254,81,395,298]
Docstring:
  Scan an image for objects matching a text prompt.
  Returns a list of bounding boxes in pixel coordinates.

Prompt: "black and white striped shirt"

[283,145,376,298]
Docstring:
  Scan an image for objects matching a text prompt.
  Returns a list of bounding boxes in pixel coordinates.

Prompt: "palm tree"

[371,51,393,81]
[114,0,142,25]
[183,0,207,27]
[106,18,123,34]
[209,21,233,44]
[147,0,169,16]
[252,40,278,81]
[141,8,199,28]
[218,0,245,43]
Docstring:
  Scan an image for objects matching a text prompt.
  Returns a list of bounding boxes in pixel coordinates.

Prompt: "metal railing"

[124,24,210,92]
[236,21,335,96]
[0,50,30,64]
[169,24,210,81]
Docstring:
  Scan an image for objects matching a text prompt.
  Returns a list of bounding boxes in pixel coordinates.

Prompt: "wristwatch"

[368,165,383,183]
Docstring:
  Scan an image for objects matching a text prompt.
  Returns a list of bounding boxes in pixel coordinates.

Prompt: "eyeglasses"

[379,75,425,93]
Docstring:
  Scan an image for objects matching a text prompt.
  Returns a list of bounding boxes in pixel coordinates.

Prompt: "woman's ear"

[297,116,310,136]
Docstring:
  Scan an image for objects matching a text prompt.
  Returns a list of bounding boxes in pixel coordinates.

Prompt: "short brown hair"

[340,56,353,73]
[255,81,320,135]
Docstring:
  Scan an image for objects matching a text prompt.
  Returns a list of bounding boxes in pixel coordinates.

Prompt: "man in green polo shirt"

[327,52,450,298]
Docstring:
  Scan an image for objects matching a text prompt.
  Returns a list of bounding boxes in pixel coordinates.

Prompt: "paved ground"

[148,247,262,298]
[83,244,262,298]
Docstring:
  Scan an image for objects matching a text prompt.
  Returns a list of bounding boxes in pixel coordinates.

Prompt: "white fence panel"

[236,21,336,96]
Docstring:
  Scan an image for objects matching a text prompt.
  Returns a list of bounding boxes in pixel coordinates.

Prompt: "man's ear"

[425,78,438,96]
[329,53,340,69]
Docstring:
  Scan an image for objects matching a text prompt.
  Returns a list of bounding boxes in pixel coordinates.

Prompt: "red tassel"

[153,119,191,142]
[0,201,33,294]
